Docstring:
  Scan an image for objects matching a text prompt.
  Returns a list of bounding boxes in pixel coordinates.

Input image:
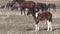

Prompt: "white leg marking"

[22,10,25,15]
[35,12,38,18]
[50,8,53,13]
[48,9,49,11]
[49,22,52,31]
[47,20,50,31]
[35,24,39,31]
[47,20,52,31]
[37,23,39,31]
[35,24,38,31]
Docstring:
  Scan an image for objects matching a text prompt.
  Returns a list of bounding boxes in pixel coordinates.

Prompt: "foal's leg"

[35,24,38,31]
[47,20,52,31]
[35,13,39,31]
[49,21,52,31]
[35,23,39,31]
[35,20,40,31]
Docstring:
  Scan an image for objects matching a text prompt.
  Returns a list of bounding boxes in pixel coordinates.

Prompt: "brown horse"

[19,1,35,15]
[11,0,35,15]
[6,2,13,9]
[11,0,25,5]
[0,4,5,9]
[11,2,20,11]
[27,8,52,31]
[6,0,25,10]
[35,3,48,12]
[48,3,56,12]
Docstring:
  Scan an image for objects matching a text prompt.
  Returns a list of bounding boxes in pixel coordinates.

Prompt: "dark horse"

[11,0,25,5]
[6,0,24,10]
[48,3,56,12]
[35,3,48,12]
[19,1,35,15]
[27,8,52,31]
[6,2,13,9]
[0,4,5,9]
[11,0,35,15]
[11,2,20,11]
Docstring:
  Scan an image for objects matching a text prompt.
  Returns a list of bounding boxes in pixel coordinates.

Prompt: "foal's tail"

[47,12,52,22]
[49,13,52,22]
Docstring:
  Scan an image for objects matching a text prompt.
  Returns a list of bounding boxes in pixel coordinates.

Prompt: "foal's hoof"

[47,30,52,32]
[47,30,49,32]
[50,30,52,31]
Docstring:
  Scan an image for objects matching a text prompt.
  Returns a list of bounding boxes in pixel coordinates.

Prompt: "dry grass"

[0,0,60,34]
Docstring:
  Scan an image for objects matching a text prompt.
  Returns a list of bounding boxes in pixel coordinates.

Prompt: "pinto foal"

[27,8,52,31]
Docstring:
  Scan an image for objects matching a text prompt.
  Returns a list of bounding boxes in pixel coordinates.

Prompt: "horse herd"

[0,0,57,32]
[6,0,56,15]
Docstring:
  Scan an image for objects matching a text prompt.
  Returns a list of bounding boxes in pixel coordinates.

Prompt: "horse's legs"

[47,8,49,11]
[54,7,56,12]
[34,12,40,31]
[37,8,39,11]
[49,8,53,13]
[21,10,22,15]
[35,19,40,31]
[20,8,23,15]
[23,8,26,15]
[47,20,52,31]
[35,24,38,31]
[21,8,26,15]
[35,23,39,32]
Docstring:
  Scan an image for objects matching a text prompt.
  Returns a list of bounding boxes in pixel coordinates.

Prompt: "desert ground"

[0,0,60,34]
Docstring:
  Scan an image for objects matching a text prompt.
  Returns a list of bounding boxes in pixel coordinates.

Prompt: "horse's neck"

[17,0,25,3]
[11,0,16,5]
[31,13,36,19]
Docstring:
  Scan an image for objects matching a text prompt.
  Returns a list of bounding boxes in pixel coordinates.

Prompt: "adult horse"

[19,1,35,15]
[35,3,48,12]
[6,2,13,9]
[48,3,56,12]
[11,2,20,11]
[11,0,25,5]
[27,8,52,31]
[0,4,5,9]
[11,0,35,15]
[6,0,24,10]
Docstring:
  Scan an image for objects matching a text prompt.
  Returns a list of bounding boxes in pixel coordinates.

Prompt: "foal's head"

[27,8,37,15]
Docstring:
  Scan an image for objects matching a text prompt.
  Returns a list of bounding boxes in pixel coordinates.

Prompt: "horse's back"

[20,1,35,8]
[48,3,56,8]
[38,12,52,17]
[36,3,48,11]
[37,12,52,21]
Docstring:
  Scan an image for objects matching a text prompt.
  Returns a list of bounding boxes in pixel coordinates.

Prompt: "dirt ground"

[0,8,59,34]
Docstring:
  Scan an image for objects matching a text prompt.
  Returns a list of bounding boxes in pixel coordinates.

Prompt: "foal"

[27,8,52,31]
